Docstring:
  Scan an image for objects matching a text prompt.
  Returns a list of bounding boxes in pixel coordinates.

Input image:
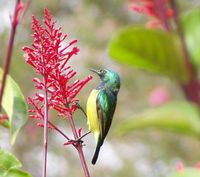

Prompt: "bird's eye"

[99,69,106,75]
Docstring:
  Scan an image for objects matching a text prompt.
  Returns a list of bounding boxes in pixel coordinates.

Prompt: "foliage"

[0,68,28,145]
[109,26,189,82]
[182,8,200,68]
[109,4,200,177]
[0,148,32,177]
[109,6,200,139]
[116,101,200,138]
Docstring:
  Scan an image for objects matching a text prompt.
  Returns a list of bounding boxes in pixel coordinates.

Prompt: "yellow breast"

[86,89,100,142]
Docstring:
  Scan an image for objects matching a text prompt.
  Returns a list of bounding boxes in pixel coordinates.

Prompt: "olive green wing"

[96,90,116,142]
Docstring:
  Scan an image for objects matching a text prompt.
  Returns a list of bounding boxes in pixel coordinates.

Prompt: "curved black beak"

[89,68,100,76]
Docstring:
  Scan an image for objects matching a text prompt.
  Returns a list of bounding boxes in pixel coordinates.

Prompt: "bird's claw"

[64,131,91,147]
[64,137,84,147]
[69,138,84,144]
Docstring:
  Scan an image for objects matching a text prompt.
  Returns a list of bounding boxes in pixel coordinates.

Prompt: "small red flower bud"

[78,128,82,138]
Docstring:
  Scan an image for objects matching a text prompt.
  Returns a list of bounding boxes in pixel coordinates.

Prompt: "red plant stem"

[170,0,200,105]
[154,0,171,31]
[48,121,70,140]
[170,0,195,76]
[43,77,49,177]
[68,115,90,177]
[76,146,91,177]
[49,119,90,175]
[0,0,20,111]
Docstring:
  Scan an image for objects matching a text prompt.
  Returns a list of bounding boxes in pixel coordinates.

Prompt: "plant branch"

[42,77,49,177]
[170,0,196,76]
[154,0,171,31]
[0,0,20,111]
[170,0,200,105]
[68,115,90,177]
[48,121,70,140]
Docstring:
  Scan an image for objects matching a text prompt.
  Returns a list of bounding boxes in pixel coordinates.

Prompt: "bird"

[87,68,120,165]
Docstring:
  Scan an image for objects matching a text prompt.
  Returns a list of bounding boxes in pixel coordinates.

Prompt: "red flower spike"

[130,0,173,30]
[23,8,92,121]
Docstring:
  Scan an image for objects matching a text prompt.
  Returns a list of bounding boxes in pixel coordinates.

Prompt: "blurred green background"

[1,0,200,177]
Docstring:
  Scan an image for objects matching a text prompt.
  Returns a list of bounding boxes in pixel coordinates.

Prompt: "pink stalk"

[42,77,49,177]
[0,0,20,111]
[48,121,70,140]
[154,0,171,31]
[170,0,200,105]
[69,115,90,177]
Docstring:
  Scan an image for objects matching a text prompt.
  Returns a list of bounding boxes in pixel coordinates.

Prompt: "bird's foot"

[64,138,83,146]
[64,131,91,146]
[69,138,84,145]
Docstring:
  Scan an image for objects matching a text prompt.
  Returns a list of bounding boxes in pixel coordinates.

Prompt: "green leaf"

[168,168,200,177]
[0,149,32,177]
[0,148,21,172]
[108,26,189,82]
[0,68,28,145]
[182,8,200,68]
[116,101,200,138]
[3,169,32,177]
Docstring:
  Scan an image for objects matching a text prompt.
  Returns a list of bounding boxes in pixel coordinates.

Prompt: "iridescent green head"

[90,69,120,94]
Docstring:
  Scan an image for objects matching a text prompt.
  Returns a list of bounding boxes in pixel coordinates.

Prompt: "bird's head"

[89,69,120,94]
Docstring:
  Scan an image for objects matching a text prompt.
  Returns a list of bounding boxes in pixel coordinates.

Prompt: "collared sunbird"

[87,69,120,164]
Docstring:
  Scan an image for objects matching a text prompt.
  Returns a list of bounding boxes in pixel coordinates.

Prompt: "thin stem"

[154,0,171,31]
[170,0,200,105]
[68,115,90,177]
[69,115,78,139]
[170,0,196,76]
[49,118,90,177]
[42,77,49,177]
[48,121,70,140]
[77,146,91,177]
[0,0,20,111]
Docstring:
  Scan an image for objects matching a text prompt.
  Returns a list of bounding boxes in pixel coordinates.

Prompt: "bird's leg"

[68,138,84,145]
[79,131,91,140]
[77,131,91,146]
[67,131,91,146]
[75,102,87,118]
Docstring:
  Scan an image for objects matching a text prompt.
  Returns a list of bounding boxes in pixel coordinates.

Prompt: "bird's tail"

[91,143,101,165]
